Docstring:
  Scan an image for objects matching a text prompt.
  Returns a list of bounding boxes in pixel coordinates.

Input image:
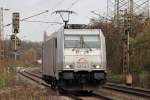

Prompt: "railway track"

[22,68,150,99]
[104,83,150,99]
[18,69,115,100]
[19,70,83,100]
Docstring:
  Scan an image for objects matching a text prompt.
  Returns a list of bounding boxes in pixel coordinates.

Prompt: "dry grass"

[0,64,67,100]
[0,83,69,100]
[0,84,44,100]
[0,72,63,100]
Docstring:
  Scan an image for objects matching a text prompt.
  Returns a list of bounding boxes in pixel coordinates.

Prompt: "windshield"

[64,35,100,48]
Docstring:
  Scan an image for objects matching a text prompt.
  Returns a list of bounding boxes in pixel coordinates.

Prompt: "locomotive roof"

[64,29,102,35]
[44,28,103,42]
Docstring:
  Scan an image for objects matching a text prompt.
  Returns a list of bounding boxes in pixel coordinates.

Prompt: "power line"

[23,20,62,24]
[3,0,66,28]
[3,10,49,27]
[21,10,49,21]
[3,0,80,29]
[50,0,81,27]
[67,0,80,9]
[42,0,81,33]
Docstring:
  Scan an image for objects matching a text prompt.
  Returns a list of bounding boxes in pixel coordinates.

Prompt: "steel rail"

[24,70,42,79]
[92,93,115,100]
[104,83,150,99]
[21,70,116,100]
[29,71,115,100]
[19,70,83,100]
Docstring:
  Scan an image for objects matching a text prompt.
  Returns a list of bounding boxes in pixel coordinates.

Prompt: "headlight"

[65,65,70,69]
[92,65,102,69]
[96,65,100,69]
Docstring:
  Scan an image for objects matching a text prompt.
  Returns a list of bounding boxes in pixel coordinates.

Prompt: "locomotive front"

[58,29,106,91]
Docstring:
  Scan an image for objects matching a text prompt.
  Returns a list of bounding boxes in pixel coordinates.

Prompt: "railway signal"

[12,12,20,33]
[11,34,21,50]
[12,12,20,61]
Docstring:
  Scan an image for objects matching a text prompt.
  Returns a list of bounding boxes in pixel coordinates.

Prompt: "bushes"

[90,16,150,89]
[0,69,7,89]
[107,70,150,89]
[107,70,123,84]
[0,76,6,88]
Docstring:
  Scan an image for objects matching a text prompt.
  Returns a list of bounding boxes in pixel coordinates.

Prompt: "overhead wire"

[23,20,62,24]
[3,0,81,36]
[29,0,81,34]
[43,0,81,30]
[67,0,80,9]
[42,0,82,34]
[3,10,49,27]
[3,0,65,27]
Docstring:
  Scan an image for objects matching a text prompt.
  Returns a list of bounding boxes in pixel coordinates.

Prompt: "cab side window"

[55,38,57,48]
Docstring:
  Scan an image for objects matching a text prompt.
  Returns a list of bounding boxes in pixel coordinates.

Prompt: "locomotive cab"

[58,29,107,91]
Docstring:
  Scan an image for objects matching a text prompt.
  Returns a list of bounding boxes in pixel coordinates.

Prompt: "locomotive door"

[53,38,57,75]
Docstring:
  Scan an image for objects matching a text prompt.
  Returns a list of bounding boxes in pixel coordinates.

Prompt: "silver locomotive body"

[42,27,107,91]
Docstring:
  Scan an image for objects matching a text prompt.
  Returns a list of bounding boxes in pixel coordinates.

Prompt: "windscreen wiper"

[81,35,92,51]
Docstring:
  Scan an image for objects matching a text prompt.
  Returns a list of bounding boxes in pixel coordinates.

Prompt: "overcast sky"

[1,0,107,41]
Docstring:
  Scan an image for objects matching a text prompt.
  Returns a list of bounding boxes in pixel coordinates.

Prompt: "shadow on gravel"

[59,88,94,97]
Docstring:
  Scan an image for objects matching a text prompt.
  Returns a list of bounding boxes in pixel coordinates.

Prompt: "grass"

[0,70,7,89]
[0,83,64,100]
[107,70,150,89]
[0,64,63,100]
[0,84,43,100]
[107,70,123,84]
[0,72,50,100]
[0,77,6,88]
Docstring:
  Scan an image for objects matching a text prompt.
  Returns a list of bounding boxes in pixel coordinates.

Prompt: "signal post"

[123,10,132,86]
[12,12,20,61]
